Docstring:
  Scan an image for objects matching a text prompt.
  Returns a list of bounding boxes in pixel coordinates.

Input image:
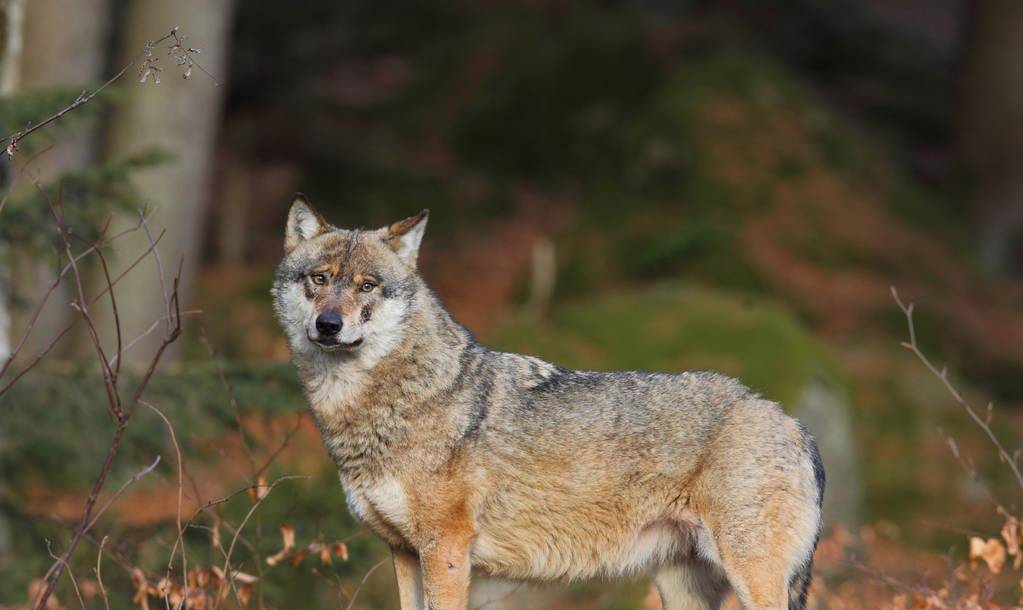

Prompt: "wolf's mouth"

[311,336,364,351]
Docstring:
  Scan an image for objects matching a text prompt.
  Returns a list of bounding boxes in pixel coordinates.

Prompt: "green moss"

[487,283,843,408]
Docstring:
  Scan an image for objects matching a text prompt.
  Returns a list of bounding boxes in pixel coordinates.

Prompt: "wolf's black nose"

[315,311,343,336]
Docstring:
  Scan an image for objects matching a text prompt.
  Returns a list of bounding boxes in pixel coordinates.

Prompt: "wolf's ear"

[381,209,429,268]
[285,194,329,253]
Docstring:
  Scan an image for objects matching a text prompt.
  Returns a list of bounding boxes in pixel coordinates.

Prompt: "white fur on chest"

[346,476,413,534]
[307,366,367,411]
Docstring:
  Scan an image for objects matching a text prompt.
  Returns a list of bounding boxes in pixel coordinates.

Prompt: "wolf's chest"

[344,476,415,546]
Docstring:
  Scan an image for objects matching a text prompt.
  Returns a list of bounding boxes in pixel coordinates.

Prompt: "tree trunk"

[959,0,1023,274]
[8,0,112,359]
[0,0,22,93]
[0,0,26,361]
[0,0,26,568]
[83,0,236,362]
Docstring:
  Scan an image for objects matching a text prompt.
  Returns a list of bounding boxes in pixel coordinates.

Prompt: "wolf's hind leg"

[654,561,728,610]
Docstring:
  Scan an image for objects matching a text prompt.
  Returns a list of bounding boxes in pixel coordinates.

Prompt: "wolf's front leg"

[419,535,472,610]
[393,549,425,610]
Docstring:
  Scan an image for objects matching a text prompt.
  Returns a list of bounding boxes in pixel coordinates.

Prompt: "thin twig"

[85,456,162,531]
[45,539,88,610]
[0,227,166,397]
[255,412,305,479]
[0,143,55,214]
[140,211,171,328]
[142,401,189,610]
[95,536,112,610]
[108,308,202,367]
[342,559,388,610]
[1,28,181,157]
[891,286,1023,491]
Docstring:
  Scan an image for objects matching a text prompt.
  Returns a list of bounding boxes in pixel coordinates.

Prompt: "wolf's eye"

[310,273,327,286]
[360,280,376,293]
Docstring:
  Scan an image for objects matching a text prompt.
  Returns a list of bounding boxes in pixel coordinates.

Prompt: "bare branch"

[0,226,167,397]
[32,210,184,610]
[1,28,183,157]
[891,286,1023,491]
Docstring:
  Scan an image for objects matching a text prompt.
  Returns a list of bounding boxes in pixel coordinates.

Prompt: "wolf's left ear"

[381,210,429,268]
[285,194,329,253]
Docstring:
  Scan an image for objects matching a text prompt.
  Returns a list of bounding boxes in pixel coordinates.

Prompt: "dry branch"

[30,192,183,610]
[1,27,214,158]
[891,286,1023,492]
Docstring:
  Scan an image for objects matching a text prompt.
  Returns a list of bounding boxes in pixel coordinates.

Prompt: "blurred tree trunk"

[8,0,112,358]
[959,0,1023,274]
[0,0,25,568]
[81,0,236,362]
[0,0,23,93]
[0,0,26,362]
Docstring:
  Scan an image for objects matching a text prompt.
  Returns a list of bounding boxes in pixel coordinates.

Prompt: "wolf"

[272,196,825,610]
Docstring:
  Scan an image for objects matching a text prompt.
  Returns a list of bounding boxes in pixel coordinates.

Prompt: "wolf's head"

[271,195,428,364]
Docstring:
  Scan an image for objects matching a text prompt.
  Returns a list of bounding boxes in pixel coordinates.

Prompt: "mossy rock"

[489,283,839,406]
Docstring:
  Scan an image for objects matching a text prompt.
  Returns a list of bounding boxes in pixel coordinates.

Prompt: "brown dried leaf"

[319,545,333,565]
[267,524,298,566]
[280,524,296,552]
[186,590,208,610]
[265,549,288,567]
[211,517,222,550]
[154,577,171,599]
[28,579,64,610]
[78,579,99,599]
[1005,516,1023,569]
[248,476,269,502]
[969,536,1007,574]
[288,548,310,567]
[333,541,349,561]
[238,584,253,607]
[129,568,150,610]
[232,571,259,584]
[167,585,184,608]
[192,568,210,588]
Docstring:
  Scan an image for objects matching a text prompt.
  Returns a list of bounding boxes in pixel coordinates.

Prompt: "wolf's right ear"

[285,194,329,253]
[380,209,429,268]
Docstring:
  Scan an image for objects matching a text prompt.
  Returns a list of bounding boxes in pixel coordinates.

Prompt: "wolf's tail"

[787,557,814,610]
[788,429,825,610]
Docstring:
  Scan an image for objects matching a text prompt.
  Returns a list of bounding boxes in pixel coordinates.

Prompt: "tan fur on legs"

[654,561,728,610]
[393,549,425,610]
[420,535,472,610]
[718,559,789,610]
